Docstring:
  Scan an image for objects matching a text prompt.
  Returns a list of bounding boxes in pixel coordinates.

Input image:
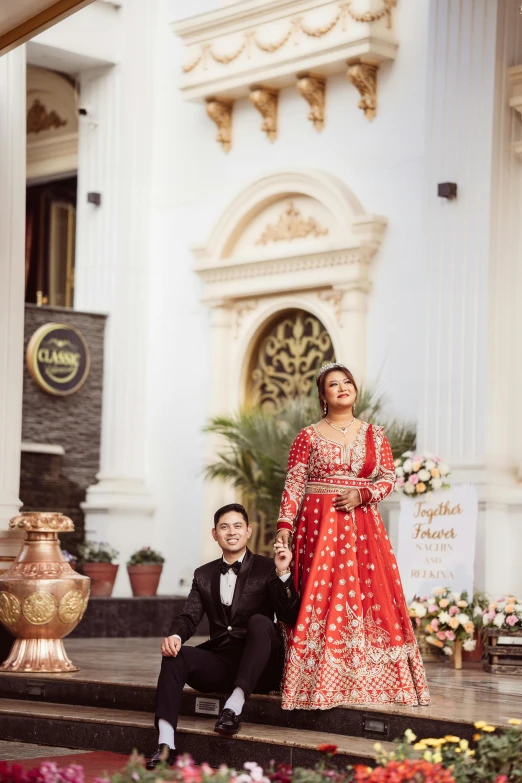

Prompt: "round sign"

[26,323,90,396]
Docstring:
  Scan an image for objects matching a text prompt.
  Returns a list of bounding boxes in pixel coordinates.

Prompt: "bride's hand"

[333,488,361,513]
[275,529,291,547]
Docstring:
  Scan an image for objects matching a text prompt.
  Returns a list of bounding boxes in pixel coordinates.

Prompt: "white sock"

[224,687,245,716]
[158,718,175,749]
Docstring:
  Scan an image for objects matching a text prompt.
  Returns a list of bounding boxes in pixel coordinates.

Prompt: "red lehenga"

[277,422,430,709]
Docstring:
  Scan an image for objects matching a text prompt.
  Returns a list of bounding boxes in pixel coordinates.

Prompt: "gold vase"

[451,639,463,670]
[0,512,90,672]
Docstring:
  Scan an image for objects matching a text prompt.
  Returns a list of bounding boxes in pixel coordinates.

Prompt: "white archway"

[194,168,387,560]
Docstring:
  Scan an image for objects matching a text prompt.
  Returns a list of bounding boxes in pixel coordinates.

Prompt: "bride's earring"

[323,401,327,416]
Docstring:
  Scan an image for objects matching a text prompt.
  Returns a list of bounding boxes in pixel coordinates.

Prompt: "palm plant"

[204,388,415,552]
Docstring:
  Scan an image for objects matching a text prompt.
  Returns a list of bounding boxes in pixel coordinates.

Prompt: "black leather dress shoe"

[146,744,177,770]
[214,707,241,736]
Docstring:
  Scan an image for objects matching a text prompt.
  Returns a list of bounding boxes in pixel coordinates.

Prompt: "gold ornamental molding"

[347,60,379,120]
[27,98,68,135]
[206,98,234,151]
[255,202,329,245]
[296,75,326,131]
[250,87,279,142]
[172,0,399,110]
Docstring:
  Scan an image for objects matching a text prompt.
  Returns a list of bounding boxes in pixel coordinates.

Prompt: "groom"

[147,502,299,769]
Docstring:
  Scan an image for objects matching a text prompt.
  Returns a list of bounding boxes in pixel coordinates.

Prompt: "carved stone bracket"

[347,60,378,120]
[296,75,326,132]
[249,86,279,142]
[318,289,344,325]
[206,97,234,151]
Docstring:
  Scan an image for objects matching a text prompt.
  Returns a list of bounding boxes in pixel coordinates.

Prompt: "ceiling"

[0,0,94,56]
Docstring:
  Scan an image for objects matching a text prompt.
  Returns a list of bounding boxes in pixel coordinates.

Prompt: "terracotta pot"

[127,564,163,597]
[82,563,118,597]
[462,631,484,663]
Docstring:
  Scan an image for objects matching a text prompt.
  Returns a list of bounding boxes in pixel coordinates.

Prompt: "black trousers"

[155,614,283,729]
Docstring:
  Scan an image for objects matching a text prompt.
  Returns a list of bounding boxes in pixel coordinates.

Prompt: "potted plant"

[78,541,119,597]
[127,546,165,597]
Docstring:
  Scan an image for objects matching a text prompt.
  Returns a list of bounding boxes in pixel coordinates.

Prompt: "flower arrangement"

[409,587,488,656]
[394,451,450,496]
[127,546,165,566]
[61,550,78,565]
[482,596,522,632]
[78,541,119,564]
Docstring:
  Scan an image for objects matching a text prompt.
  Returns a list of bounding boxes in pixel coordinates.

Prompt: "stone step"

[0,671,474,744]
[0,698,392,768]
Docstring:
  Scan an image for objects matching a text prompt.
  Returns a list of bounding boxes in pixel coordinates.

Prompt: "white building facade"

[1,0,522,597]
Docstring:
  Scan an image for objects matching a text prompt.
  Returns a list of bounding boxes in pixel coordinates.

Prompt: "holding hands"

[273,537,292,575]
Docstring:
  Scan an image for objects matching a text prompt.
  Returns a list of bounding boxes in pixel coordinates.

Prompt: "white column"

[201,301,235,563]
[0,47,26,560]
[417,0,522,597]
[75,0,157,595]
[335,282,370,383]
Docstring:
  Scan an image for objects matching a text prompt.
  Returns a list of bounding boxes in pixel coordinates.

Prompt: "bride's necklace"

[325,417,356,437]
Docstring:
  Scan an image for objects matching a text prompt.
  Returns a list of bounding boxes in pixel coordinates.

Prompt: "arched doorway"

[246,308,335,410]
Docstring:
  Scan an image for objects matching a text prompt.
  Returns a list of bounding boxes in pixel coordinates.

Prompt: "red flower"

[317,744,338,755]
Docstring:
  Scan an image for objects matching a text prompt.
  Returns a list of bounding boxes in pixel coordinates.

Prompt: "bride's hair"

[316,363,358,417]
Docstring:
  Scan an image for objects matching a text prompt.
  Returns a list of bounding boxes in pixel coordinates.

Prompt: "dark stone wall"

[20,305,107,554]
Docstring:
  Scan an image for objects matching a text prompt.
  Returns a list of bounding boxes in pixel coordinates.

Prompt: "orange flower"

[416,482,426,493]
[505,604,515,613]
[431,468,440,478]
[465,622,474,633]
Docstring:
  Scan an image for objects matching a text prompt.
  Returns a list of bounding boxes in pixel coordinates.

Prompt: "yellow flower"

[508,718,522,726]
[404,728,417,743]
[444,736,460,743]
[416,482,426,493]
[373,743,382,751]
[423,739,440,747]
[423,751,433,762]
[431,468,440,478]
[482,726,496,733]
[469,750,475,756]
[414,742,428,751]
[433,753,442,764]
[474,721,487,729]
[454,748,461,754]
[473,733,481,742]
[459,739,469,750]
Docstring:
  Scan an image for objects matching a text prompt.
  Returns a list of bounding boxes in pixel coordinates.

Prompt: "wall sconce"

[438,183,457,199]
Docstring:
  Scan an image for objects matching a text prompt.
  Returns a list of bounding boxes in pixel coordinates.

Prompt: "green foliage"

[78,541,119,564]
[127,546,165,566]
[204,387,416,540]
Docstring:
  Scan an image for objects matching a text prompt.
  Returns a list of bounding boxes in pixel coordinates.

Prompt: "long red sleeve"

[359,433,396,505]
[277,428,312,532]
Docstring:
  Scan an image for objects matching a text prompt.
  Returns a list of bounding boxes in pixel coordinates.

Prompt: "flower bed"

[2,722,522,783]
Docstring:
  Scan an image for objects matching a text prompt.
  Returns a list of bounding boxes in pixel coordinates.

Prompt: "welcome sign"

[397,484,478,602]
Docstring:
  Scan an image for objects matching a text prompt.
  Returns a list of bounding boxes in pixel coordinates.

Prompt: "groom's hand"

[274,540,292,573]
[161,635,181,657]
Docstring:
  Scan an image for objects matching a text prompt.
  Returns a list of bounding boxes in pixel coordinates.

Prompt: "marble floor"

[12,637,522,729]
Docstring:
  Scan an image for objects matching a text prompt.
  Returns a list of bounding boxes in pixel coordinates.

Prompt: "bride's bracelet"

[276,567,291,577]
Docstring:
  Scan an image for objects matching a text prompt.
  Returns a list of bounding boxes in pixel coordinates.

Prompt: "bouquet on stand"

[482,596,522,631]
[394,451,450,497]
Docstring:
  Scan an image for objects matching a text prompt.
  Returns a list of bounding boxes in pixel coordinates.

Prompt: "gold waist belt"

[306,478,372,494]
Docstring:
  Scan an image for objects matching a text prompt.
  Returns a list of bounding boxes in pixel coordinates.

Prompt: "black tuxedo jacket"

[168,549,300,650]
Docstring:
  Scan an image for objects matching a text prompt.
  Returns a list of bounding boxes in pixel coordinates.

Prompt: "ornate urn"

[0,512,90,672]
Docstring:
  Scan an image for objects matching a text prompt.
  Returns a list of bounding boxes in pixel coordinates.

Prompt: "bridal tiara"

[315,362,348,380]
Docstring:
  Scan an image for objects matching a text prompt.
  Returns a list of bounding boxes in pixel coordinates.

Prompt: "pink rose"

[434,455,442,464]
[506,615,518,627]
[449,606,459,616]
[445,630,455,640]
[409,474,419,485]
[431,618,439,630]
[415,617,421,627]
[413,454,423,463]
[428,605,438,613]
[436,631,447,641]
[396,476,405,487]
[488,610,496,621]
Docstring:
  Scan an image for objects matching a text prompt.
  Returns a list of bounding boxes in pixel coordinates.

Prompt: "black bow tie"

[220,560,242,576]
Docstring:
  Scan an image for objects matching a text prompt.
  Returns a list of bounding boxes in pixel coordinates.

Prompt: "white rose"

[515,604,522,612]
[423,452,434,460]
[431,477,443,490]
[493,612,506,628]
[425,460,436,471]
[473,606,484,617]
[418,469,431,481]
[415,604,427,618]
[456,613,470,625]
[403,459,413,473]
[403,451,413,458]
[439,463,450,476]
[396,466,404,477]
[443,646,452,656]
[439,611,451,624]
[483,615,490,626]
[463,639,477,652]
[404,482,415,495]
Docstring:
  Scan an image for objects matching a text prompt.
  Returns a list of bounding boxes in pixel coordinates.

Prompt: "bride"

[275,362,430,710]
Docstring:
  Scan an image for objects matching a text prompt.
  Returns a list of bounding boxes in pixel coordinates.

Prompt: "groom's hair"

[214,503,249,528]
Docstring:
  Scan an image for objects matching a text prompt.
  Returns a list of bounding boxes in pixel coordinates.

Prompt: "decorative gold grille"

[247,309,335,409]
